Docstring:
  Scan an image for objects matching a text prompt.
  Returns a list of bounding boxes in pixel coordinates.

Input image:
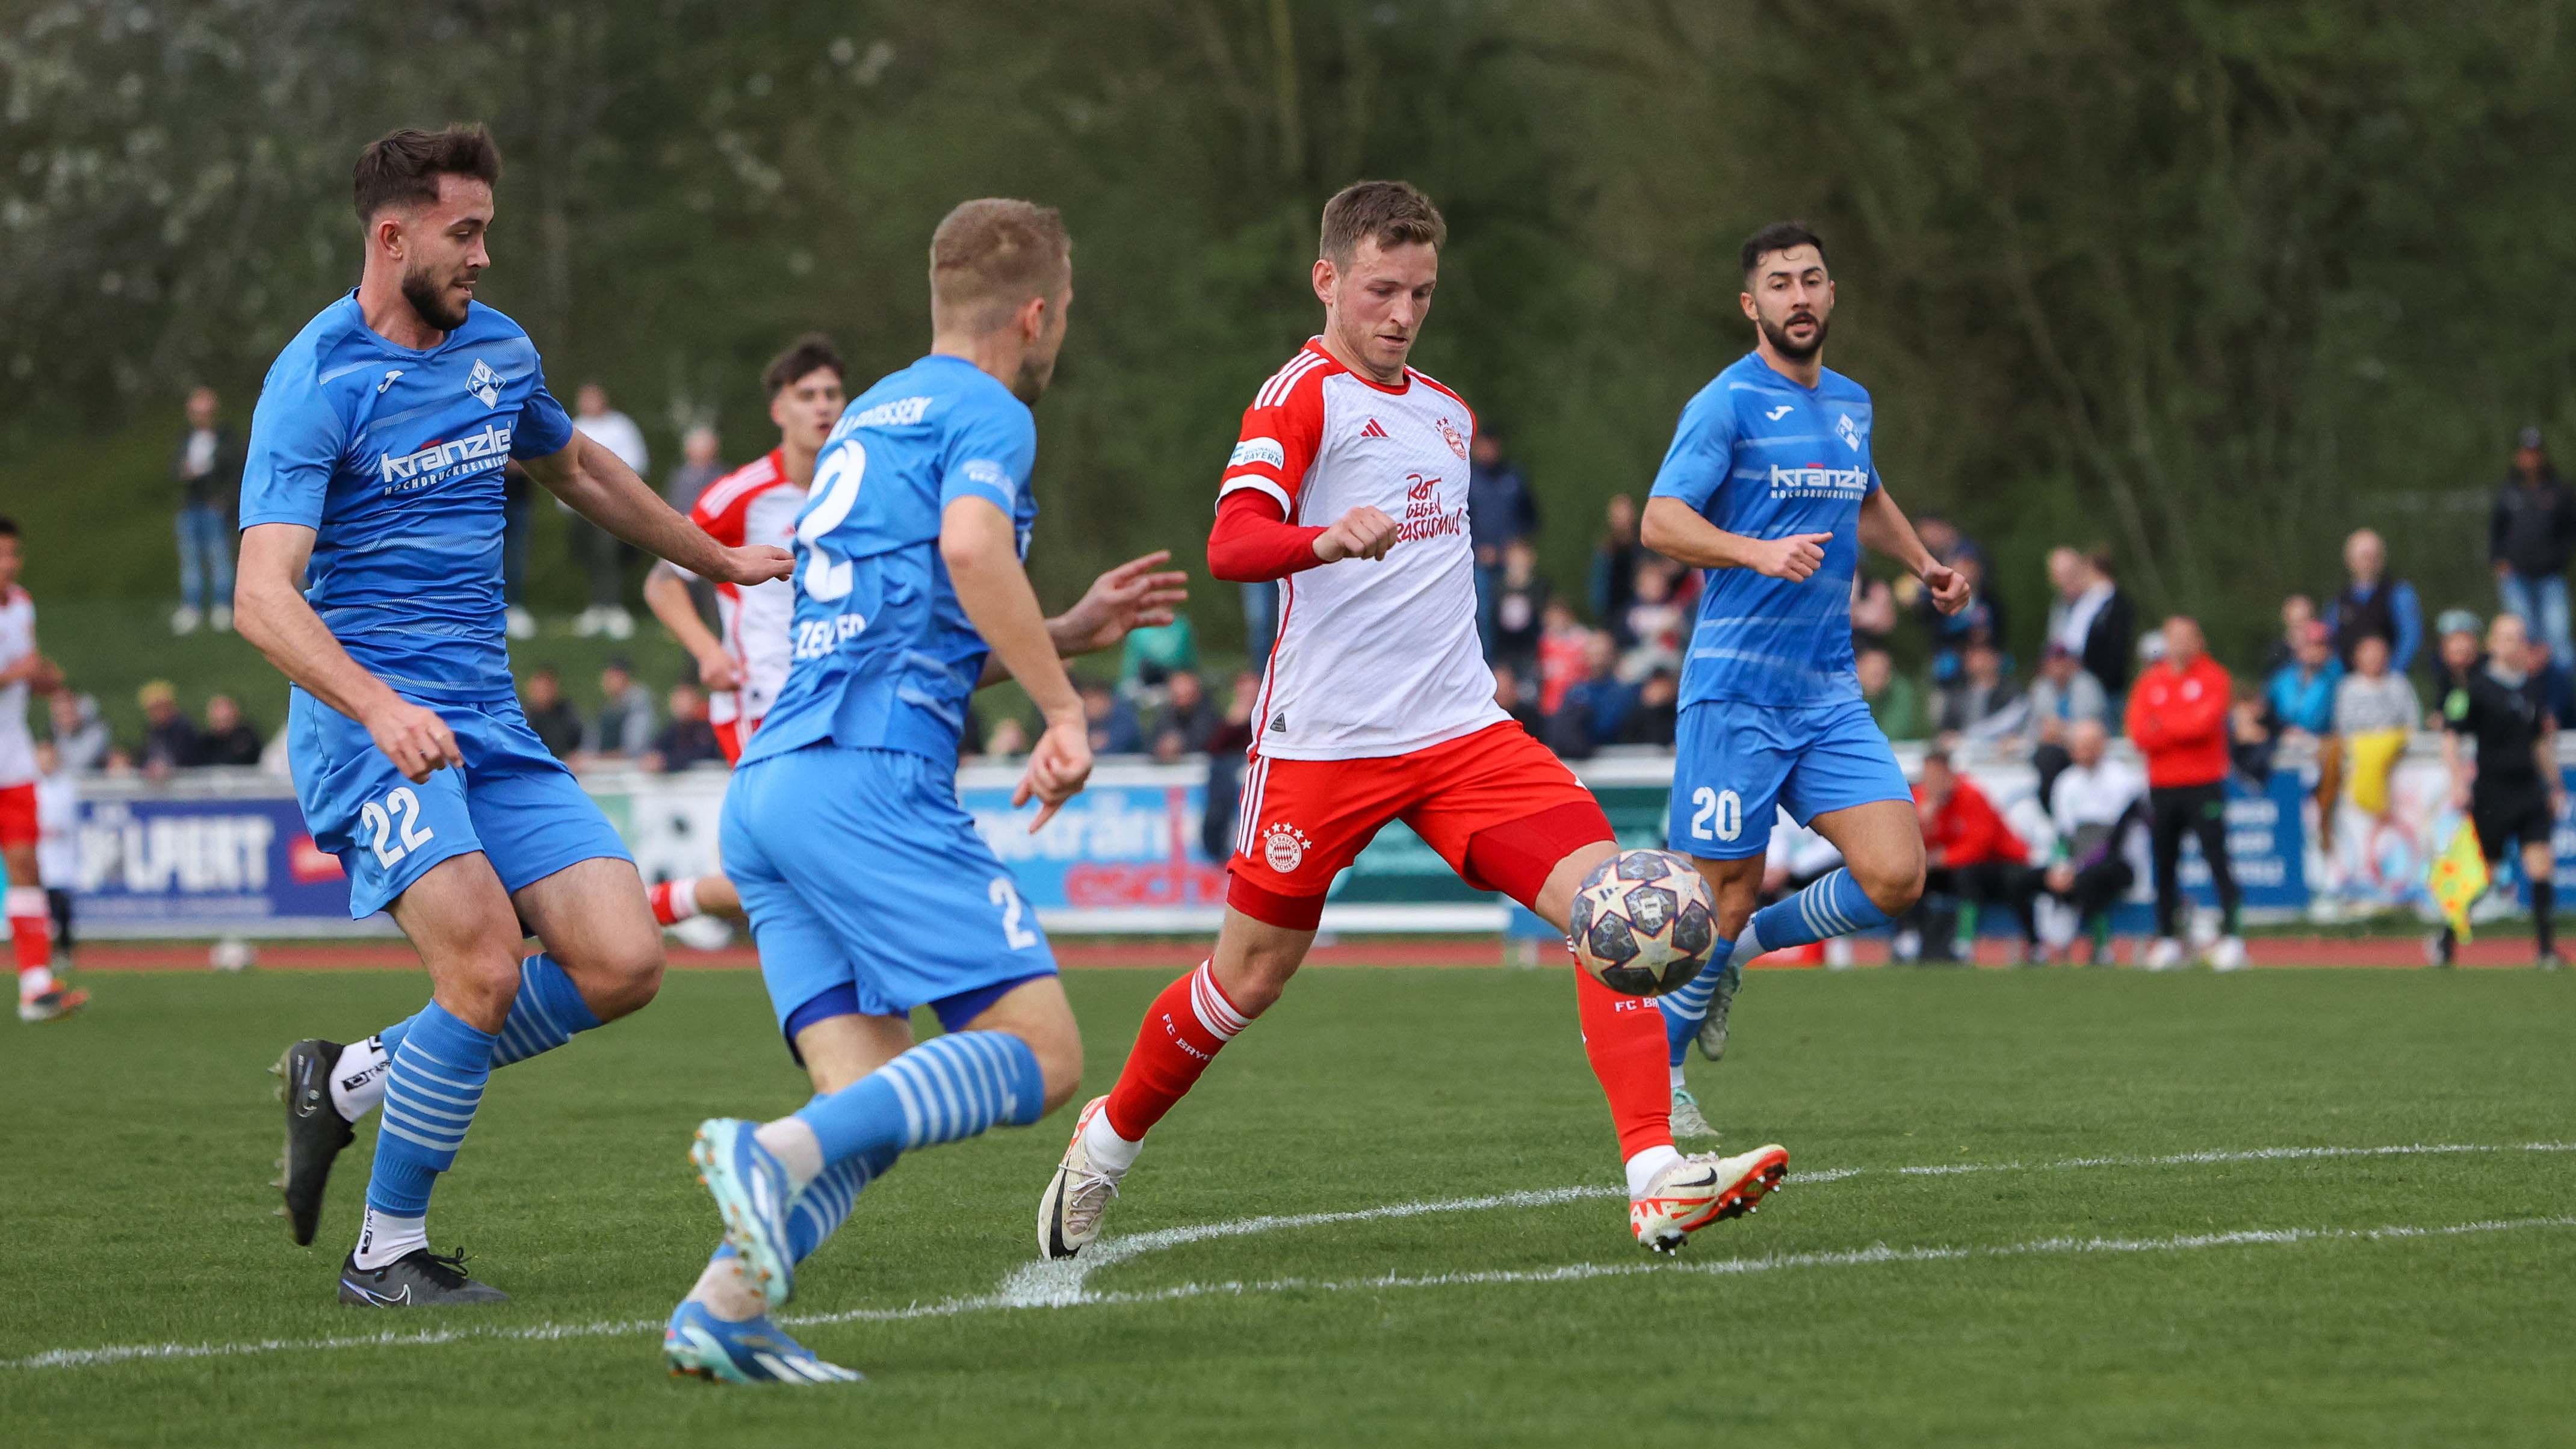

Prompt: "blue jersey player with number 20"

[662,199,1186,1385]
[1640,223,1971,1138]
[237,127,793,1307]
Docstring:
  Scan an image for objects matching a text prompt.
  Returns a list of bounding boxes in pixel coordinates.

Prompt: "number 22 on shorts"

[1689,786,1742,843]
[989,876,1039,949]
[359,786,435,868]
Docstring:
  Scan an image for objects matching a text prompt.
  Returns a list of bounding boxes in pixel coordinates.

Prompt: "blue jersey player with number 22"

[1639,223,1972,1138]
[237,126,794,1307]
[661,197,1188,1385]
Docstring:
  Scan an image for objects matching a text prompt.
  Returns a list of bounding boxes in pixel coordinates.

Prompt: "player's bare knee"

[1856,847,1926,915]
[554,929,666,1021]
[441,951,526,1032]
[1032,1031,1084,1116]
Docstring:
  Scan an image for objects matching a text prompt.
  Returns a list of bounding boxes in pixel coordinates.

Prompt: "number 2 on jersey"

[359,786,435,869]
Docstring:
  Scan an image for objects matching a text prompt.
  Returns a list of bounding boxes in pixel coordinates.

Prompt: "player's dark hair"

[763,334,846,397]
[352,125,503,224]
[1741,221,1827,278]
[0,516,16,539]
[1319,181,1446,265]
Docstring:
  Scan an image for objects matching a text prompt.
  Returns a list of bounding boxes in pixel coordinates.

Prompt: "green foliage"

[5,0,2573,667]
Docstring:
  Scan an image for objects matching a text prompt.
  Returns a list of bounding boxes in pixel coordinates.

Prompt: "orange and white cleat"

[1630,1144,1788,1253]
[18,986,88,1024]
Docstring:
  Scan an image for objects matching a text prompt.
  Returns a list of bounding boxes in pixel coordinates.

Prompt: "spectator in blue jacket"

[2266,620,2344,739]
[1467,428,1538,657]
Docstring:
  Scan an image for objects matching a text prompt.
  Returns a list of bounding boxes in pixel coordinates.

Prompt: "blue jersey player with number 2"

[237,127,793,1307]
[661,198,1187,1385]
[1640,223,1971,1138]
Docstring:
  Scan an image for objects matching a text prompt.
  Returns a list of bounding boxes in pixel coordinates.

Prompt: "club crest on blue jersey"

[464,358,503,407]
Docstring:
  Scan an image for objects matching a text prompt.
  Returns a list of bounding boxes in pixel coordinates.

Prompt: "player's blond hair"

[1318,181,1445,266]
[929,199,1072,333]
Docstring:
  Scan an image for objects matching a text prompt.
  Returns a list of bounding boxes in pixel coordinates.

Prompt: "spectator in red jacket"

[2122,616,2246,969]
[1909,751,2040,962]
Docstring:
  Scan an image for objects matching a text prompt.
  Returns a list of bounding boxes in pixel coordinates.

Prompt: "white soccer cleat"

[1037,1096,1125,1259]
[2142,937,2188,971]
[1630,1144,1788,1253]
[2206,935,2250,972]
[1668,1086,1719,1140]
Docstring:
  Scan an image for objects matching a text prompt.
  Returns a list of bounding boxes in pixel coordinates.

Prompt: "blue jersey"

[743,354,1038,770]
[238,292,574,702]
[1649,353,1881,709]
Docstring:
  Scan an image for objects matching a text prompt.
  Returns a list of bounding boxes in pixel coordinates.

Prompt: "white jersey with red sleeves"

[0,586,34,788]
[1222,339,1506,761]
[687,448,808,730]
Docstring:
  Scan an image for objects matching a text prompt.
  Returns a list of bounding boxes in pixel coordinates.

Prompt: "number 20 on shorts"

[359,786,436,868]
[1690,786,1742,844]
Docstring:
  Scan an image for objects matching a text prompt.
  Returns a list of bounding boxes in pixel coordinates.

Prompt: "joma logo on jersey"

[1768,463,1869,497]
[376,423,513,488]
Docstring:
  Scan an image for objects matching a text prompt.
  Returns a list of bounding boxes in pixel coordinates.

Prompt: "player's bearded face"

[1754,290,1831,360]
[392,179,491,333]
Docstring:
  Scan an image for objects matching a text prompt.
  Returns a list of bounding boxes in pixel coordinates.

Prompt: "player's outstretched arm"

[1639,496,1829,581]
[521,433,790,589]
[642,563,741,690]
[234,522,460,783]
[942,496,1092,830]
[1857,487,1971,615]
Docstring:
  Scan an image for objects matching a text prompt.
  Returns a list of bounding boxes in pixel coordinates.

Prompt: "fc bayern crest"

[1437,417,1469,460]
[1262,823,1309,874]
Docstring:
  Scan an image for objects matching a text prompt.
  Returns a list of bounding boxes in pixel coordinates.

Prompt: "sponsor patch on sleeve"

[960,458,1017,501]
[1228,437,1286,471]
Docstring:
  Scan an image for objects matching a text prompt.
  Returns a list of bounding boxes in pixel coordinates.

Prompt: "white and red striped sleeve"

[687,475,760,548]
[1217,345,1330,519]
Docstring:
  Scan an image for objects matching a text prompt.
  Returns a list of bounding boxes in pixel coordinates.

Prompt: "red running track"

[61,935,2554,972]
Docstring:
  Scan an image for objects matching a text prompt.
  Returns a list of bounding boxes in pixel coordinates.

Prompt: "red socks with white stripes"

[1090,962,1249,1172]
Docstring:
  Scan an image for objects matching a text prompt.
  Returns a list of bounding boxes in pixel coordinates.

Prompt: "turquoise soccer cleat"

[689,1119,797,1308]
[664,1300,861,1384]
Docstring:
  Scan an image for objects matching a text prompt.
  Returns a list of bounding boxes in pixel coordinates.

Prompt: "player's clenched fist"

[364,698,463,783]
[1921,561,1972,616]
[713,545,795,586]
[1016,715,1094,833]
[1313,505,1400,564]
[1751,531,1832,582]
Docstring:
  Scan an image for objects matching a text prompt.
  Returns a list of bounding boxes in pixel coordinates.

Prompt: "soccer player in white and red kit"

[1038,183,1786,1256]
[642,336,849,926]
[0,519,86,1024]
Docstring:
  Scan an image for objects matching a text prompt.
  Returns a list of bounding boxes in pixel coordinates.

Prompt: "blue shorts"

[1667,696,1912,860]
[286,687,633,918]
[721,743,1058,1040]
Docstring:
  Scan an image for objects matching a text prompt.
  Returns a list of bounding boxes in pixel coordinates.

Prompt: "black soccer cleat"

[272,1038,356,1246]
[338,1247,509,1308]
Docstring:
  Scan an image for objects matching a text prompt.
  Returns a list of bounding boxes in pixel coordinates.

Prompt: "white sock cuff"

[1187,963,1248,1040]
[667,877,701,920]
[1082,1105,1144,1174]
[1624,1145,1684,1197]
[4,885,43,917]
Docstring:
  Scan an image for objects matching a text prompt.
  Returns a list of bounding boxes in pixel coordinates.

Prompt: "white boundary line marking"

[10,1140,2572,1372]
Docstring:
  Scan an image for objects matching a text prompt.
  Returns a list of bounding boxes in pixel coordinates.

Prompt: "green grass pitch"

[4,963,2572,1447]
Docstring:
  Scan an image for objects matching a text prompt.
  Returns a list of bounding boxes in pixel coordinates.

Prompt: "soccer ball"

[1568,849,1717,996]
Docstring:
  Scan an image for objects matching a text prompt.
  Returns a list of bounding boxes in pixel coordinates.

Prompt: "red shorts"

[0,782,34,850]
[715,715,763,767]
[1225,720,1611,928]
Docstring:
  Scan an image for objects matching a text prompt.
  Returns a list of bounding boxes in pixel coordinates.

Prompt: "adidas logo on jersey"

[1269,711,1289,734]
[1360,418,1389,440]
[463,359,503,408]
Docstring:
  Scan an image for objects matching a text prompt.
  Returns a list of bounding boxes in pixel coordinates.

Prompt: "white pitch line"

[10,1140,2574,1372]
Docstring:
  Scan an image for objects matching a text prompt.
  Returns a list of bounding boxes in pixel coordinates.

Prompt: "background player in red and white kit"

[1038,182,1786,1259]
[642,336,849,927]
[0,518,87,1024]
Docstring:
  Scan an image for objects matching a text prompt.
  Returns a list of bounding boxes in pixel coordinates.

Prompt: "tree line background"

[6,0,2572,666]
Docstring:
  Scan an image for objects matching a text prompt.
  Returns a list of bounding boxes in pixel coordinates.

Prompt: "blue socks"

[367,1002,495,1216]
[1658,954,1736,1066]
[1742,868,1892,957]
[491,956,604,1066]
[794,1030,1046,1169]
[374,955,601,1069]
